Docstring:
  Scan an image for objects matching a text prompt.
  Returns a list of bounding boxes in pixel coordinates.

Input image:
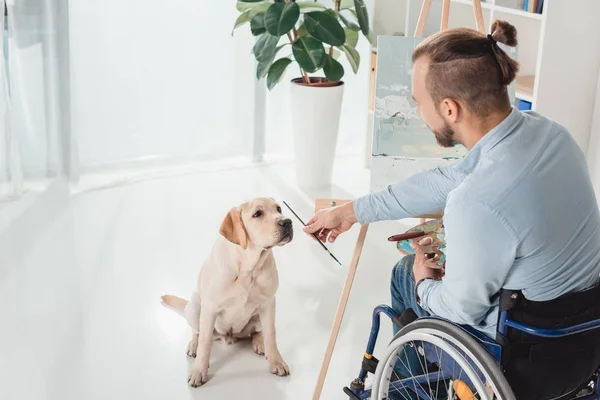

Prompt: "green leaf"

[340,0,354,10]
[236,0,271,27]
[232,10,253,33]
[353,0,369,35]
[265,2,300,36]
[344,27,359,47]
[236,1,267,12]
[297,23,309,38]
[257,46,285,80]
[298,1,327,13]
[366,29,376,45]
[323,55,344,82]
[250,13,266,36]
[292,36,327,73]
[267,58,293,90]
[252,2,271,16]
[340,43,360,73]
[304,11,346,46]
[337,10,361,31]
[257,59,272,80]
[253,33,279,62]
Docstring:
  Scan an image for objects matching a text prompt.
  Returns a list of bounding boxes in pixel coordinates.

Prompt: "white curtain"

[0,6,22,201]
[0,0,63,204]
[1,0,258,196]
[68,1,257,173]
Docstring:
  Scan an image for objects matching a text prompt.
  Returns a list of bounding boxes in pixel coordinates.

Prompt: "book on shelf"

[523,0,543,13]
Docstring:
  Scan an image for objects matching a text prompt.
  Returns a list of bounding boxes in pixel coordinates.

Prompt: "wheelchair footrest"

[362,355,379,374]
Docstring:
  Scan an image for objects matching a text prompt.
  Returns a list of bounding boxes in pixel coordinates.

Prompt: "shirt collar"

[455,107,523,174]
[470,107,524,155]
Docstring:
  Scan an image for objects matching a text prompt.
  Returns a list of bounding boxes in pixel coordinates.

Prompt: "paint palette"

[396,219,446,268]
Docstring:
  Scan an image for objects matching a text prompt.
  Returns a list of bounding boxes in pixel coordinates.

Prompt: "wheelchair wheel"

[371,318,515,400]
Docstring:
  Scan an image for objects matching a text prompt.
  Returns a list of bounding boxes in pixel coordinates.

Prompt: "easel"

[311,1,485,398]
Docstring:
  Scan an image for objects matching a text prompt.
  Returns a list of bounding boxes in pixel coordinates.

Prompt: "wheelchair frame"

[343,305,600,400]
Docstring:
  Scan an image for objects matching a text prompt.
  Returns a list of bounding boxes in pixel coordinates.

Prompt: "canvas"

[370,35,517,192]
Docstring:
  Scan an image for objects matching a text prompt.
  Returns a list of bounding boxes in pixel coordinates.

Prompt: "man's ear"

[219,207,248,249]
[441,98,461,123]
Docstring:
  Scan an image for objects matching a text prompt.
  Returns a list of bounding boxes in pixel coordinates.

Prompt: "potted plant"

[233,0,373,188]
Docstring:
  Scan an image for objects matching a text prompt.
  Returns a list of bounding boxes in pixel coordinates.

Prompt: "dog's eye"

[276,206,282,213]
[253,210,263,218]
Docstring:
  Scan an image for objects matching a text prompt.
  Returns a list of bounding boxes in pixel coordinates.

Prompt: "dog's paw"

[252,333,265,356]
[268,357,290,376]
[187,338,198,358]
[188,366,209,387]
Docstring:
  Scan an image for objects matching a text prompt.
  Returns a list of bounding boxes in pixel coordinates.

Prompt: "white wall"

[534,1,600,154]
[586,69,600,195]
[69,1,256,170]
[372,0,408,36]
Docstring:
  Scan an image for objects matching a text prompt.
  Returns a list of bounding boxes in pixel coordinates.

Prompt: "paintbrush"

[388,230,439,260]
[282,201,343,266]
[387,231,428,242]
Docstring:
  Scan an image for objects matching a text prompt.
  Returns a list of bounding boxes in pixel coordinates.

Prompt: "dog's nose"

[278,218,292,228]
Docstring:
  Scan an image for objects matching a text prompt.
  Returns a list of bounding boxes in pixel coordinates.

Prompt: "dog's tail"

[161,294,188,313]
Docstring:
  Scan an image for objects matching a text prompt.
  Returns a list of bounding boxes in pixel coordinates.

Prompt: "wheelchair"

[343,282,600,400]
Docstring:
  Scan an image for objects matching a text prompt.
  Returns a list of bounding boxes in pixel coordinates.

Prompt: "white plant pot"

[289,78,344,188]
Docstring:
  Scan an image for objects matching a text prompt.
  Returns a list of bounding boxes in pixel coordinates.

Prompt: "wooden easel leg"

[312,223,369,400]
[414,0,432,37]
[441,0,450,30]
[472,0,485,33]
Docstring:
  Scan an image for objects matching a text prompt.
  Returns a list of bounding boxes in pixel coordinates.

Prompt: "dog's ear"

[219,207,248,249]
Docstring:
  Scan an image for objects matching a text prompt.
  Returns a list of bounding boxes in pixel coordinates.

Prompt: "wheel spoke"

[388,346,417,399]
[415,341,434,398]
[434,345,443,397]
[371,322,513,400]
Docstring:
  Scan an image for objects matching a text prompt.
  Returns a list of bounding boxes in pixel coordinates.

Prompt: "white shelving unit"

[369,0,600,155]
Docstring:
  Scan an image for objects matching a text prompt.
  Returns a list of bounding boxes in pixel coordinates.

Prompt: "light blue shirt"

[354,108,600,337]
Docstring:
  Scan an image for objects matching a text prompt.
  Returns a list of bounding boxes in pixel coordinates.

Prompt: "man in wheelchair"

[304,20,600,400]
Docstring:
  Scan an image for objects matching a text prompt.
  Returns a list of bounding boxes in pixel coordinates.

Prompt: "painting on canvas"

[370,35,517,192]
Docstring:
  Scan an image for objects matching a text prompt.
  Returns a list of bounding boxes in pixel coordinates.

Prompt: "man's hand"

[411,237,444,283]
[303,201,358,243]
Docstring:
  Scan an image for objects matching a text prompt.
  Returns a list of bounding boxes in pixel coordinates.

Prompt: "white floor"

[0,156,419,400]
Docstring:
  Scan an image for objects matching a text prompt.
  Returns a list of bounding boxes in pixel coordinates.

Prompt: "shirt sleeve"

[417,201,517,326]
[353,164,465,224]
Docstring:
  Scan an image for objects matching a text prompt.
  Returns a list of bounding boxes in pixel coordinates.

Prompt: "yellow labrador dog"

[161,197,293,387]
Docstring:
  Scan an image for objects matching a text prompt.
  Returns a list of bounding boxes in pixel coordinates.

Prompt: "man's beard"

[433,122,456,148]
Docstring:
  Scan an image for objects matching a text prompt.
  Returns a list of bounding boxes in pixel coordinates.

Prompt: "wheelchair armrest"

[391,308,419,329]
